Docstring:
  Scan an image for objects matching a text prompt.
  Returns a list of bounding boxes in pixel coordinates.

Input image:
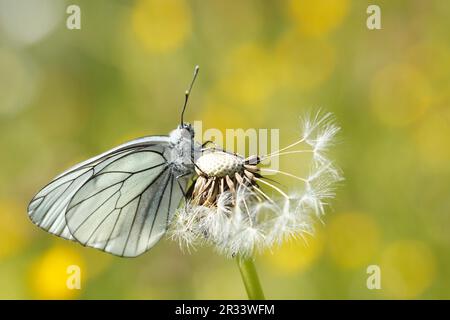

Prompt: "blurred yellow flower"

[264,231,325,275]
[380,240,436,299]
[132,0,191,53]
[327,212,380,269]
[29,245,85,299]
[217,43,278,106]
[0,200,30,259]
[287,0,349,37]
[370,63,432,127]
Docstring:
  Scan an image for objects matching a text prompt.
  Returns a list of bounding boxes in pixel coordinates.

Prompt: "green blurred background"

[1,0,449,299]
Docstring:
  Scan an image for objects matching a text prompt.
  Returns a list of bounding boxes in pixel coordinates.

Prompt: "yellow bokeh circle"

[287,0,349,37]
[264,231,325,275]
[380,240,436,299]
[327,212,380,269]
[217,43,278,106]
[132,0,192,53]
[29,245,85,299]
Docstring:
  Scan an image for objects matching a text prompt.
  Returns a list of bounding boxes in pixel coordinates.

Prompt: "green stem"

[236,256,265,300]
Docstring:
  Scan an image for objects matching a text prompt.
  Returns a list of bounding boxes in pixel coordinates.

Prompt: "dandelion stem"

[236,256,265,300]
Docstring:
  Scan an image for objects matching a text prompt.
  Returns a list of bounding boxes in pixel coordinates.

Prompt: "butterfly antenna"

[180,65,200,126]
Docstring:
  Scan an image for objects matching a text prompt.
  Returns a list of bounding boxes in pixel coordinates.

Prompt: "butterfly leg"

[202,140,217,149]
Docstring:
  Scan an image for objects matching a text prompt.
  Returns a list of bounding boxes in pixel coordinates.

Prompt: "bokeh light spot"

[287,0,349,37]
[264,231,325,275]
[380,240,436,299]
[217,43,278,106]
[29,245,85,299]
[0,0,63,46]
[132,0,192,53]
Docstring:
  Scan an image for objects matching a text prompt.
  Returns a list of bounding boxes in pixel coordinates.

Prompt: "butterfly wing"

[65,146,186,257]
[27,136,173,241]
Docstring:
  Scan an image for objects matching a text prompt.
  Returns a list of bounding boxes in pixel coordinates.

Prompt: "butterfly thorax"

[168,126,199,174]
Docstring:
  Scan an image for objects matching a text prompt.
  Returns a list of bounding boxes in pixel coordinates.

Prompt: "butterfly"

[28,66,202,257]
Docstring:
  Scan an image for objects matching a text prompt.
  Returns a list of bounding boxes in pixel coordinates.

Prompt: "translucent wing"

[65,148,186,257]
[27,136,171,240]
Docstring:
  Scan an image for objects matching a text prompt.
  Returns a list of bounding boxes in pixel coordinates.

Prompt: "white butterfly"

[28,66,201,257]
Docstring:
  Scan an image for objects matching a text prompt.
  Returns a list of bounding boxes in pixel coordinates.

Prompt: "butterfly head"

[178,122,195,139]
[170,123,194,145]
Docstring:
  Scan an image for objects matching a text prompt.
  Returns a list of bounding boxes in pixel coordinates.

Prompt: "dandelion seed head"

[168,111,342,258]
